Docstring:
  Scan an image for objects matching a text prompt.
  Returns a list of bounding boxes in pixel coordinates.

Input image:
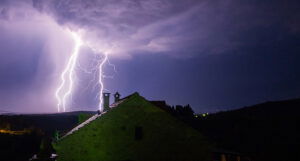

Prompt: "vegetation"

[1,97,299,161]
[78,113,94,124]
[0,131,42,161]
[54,93,211,161]
[0,111,95,161]
[194,99,300,161]
[150,98,300,161]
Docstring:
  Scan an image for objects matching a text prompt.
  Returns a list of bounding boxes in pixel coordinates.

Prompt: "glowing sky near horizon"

[0,0,300,113]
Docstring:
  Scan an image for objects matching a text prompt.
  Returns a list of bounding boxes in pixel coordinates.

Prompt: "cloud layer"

[30,0,300,58]
[0,0,300,112]
[2,0,299,58]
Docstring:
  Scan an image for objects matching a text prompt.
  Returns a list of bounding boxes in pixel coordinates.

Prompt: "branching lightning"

[55,30,115,112]
[55,32,82,112]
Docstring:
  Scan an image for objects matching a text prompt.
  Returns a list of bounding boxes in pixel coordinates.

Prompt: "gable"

[54,93,211,161]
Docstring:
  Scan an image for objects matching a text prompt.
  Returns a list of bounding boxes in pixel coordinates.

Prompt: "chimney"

[103,93,110,111]
[114,92,121,103]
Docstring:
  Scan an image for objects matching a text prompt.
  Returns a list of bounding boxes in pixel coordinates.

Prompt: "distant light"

[0,129,31,135]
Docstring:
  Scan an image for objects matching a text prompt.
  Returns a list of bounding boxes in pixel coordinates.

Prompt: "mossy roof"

[54,92,211,161]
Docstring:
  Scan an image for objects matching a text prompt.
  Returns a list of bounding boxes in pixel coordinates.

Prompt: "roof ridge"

[59,93,139,139]
[60,111,107,139]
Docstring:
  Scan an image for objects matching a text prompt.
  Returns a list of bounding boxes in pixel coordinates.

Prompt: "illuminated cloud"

[2,0,299,58]
[29,0,300,59]
[0,0,299,112]
[0,2,76,112]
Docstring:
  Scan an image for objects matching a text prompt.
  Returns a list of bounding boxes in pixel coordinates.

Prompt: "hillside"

[0,111,95,134]
[1,98,299,161]
[0,111,95,161]
[196,98,300,161]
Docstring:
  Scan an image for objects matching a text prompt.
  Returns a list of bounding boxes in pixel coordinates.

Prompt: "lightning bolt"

[55,30,115,112]
[55,32,82,112]
[83,43,117,112]
[98,52,108,112]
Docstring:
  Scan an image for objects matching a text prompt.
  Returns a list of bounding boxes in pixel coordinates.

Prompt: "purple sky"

[0,0,300,113]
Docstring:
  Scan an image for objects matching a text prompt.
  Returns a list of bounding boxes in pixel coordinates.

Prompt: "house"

[53,92,211,161]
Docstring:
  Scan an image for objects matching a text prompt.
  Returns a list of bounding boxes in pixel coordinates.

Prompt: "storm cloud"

[30,0,300,57]
[0,0,300,113]
[1,0,299,57]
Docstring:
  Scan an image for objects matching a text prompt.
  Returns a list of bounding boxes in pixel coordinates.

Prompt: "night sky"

[0,0,300,113]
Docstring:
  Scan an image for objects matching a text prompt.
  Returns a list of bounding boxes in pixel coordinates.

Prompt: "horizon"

[1,94,300,115]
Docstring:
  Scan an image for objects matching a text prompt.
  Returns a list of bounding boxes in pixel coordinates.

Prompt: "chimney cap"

[103,93,110,96]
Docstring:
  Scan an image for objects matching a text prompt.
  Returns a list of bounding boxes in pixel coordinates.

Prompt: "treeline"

[0,111,94,161]
[160,99,300,161]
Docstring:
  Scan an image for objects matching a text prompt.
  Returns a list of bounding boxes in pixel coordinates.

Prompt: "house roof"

[60,92,137,139]
[54,92,211,161]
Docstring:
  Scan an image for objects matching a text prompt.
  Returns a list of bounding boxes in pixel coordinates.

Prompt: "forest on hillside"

[170,99,300,161]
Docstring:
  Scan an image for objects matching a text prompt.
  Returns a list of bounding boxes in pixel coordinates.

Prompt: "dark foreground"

[0,99,300,161]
